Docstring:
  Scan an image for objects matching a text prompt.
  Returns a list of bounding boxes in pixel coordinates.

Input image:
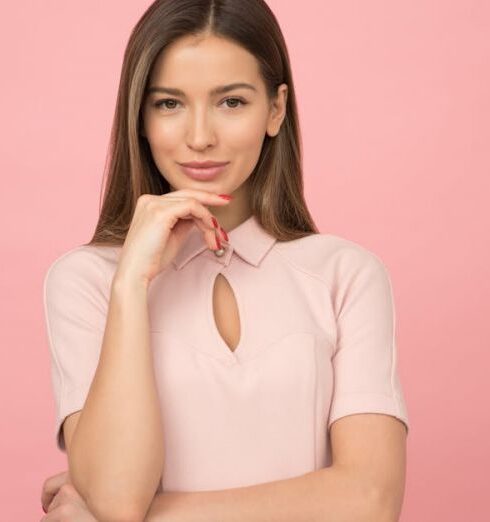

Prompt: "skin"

[41,33,288,519]
[141,32,288,232]
[41,32,407,522]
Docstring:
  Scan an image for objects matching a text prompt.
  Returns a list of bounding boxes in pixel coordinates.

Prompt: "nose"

[185,107,217,150]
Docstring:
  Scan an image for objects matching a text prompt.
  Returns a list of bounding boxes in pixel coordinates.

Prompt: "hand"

[115,189,232,287]
[41,470,71,514]
[40,482,97,521]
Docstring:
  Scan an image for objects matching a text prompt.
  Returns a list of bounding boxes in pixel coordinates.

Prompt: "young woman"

[41,1,410,520]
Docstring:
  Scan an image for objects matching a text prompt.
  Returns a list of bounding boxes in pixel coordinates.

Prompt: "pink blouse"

[43,213,410,491]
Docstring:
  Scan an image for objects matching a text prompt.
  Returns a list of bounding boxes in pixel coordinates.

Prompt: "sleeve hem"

[55,381,92,452]
[328,391,410,434]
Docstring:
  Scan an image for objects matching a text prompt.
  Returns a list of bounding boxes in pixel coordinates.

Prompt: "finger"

[41,472,68,513]
[134,190,231,226]
[162,189,233,207]
[190,217,217,251]
[145,194,224,234]
[189,216,228,251]
[41,491,57,514]
[47,492,59,513]
[41,497,50,514]
[161,196,228,250]
[172,200,229,251]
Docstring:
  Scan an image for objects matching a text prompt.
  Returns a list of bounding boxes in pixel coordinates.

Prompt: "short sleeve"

[327,249,410,435]
[43,247,110,452]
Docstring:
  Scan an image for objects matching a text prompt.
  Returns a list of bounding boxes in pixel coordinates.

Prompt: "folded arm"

[143,413,406,522]
[143,466,379,522]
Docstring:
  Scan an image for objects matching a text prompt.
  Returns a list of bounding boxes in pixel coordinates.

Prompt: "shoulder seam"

[272,247,337,349]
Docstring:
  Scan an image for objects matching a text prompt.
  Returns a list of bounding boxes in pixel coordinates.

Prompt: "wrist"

[111,270,149,295]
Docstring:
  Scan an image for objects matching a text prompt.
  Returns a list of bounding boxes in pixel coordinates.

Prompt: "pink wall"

[1,1,488,520]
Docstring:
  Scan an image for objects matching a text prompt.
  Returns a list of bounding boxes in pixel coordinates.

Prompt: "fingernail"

[215,234,222,250]
[212,217,219,229]
[220,226,229,241]
[218,194,233,200]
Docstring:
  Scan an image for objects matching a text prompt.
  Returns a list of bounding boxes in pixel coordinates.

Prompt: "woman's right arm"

[65,190,231,522]
[67,273,162,522]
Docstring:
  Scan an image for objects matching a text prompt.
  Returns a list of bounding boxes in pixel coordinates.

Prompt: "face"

[141,33,288,204]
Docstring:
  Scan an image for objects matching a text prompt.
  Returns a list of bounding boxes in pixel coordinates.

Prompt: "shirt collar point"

[171,214,276,270]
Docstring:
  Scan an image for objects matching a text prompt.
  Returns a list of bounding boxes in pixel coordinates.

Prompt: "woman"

[41,0,410,520]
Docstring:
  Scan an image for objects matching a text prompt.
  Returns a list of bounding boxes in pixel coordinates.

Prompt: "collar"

[171,214,277,270]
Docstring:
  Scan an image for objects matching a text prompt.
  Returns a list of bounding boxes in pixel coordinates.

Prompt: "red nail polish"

[218,194,233,200]
[215,234,222,250]
[220,226,229,241]
[212,217,219,229]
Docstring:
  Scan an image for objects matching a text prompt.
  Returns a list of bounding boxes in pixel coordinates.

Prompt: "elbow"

[68,459,153,522]
[83,483,148,522]
[86,496,146,522]
[69,474,145,522]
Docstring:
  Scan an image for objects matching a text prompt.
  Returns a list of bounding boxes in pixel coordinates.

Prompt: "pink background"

[1,1,489,520]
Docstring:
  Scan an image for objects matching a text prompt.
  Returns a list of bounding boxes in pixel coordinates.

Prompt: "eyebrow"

[146,82,257,96]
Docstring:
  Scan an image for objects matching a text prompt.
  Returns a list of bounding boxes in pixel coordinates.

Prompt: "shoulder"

[273,232,391,285]
[43,244,120,295]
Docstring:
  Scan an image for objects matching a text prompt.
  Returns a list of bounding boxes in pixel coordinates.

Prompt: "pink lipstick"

[178,160,230,181]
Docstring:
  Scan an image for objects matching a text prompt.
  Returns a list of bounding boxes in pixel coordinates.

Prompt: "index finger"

[163,189,233,205]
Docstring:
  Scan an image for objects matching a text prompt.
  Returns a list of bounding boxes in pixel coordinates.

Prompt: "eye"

[152,97,248,111]
[153,98,181,110]
[222,97,248,109]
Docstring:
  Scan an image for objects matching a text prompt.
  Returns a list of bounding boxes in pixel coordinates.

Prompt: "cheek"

[223,112,268,150]
[146,120,181,151]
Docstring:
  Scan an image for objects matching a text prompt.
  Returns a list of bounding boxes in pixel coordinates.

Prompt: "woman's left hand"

[40,483,97,521]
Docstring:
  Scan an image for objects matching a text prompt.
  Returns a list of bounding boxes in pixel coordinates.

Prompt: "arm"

[143,413,407,522]
[143,466,380,522]
[68,275,164,522]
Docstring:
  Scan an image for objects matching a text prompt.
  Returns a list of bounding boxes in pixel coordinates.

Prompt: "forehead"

[149,34,262,89]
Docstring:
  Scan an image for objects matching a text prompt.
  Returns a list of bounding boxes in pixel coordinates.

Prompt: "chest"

[147,257,336,365]
[152,266,333,491]
[212,273,241,352]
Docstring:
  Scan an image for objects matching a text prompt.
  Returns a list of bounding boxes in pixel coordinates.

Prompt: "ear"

[266,83,288,137]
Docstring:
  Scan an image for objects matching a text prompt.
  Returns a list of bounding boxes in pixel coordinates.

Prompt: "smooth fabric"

[43,214,410,491]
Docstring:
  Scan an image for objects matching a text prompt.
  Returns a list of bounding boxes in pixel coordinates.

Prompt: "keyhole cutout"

[212,273,241,352]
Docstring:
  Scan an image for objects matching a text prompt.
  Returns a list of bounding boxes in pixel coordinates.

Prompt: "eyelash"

[153,97,248,111]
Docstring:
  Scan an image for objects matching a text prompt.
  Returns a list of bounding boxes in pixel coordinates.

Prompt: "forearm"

[144,466,379,522]
[69,274,164,521]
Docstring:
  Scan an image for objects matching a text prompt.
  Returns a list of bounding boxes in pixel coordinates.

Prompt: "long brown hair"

[84,0,319,248]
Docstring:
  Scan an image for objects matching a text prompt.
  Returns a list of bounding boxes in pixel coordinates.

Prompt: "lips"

[179,160,229,168]
[179,162,228,181]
